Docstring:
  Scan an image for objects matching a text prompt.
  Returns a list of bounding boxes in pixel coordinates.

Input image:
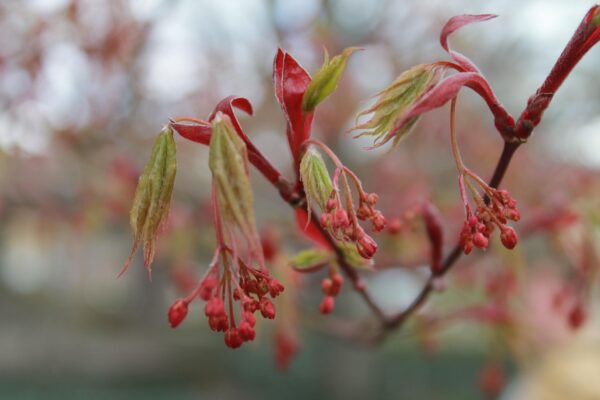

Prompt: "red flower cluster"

[315,158,385,259]
[459,185,520,254]
[168,247,285,349]
[319,269,344,314]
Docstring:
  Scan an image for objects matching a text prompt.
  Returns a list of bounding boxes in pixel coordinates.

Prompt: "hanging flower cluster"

[458,177,520,254]
[167,114,285,348]
[351,14,523,254]
[299,143,386,260]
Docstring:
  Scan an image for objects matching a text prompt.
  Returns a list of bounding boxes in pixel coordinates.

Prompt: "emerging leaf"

[337,242,374,271]
[302,47,360,112]
[352,63,445,148]
[121,126,177,277]
[209,113,261,254]
[299,147,333,215]
[290,248,333,272]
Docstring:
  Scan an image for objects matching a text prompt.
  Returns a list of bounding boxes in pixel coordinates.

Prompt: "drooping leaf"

[121,127,177,278]
[381,72,511,145]
[352,63,445,148]
[209,113,260,251]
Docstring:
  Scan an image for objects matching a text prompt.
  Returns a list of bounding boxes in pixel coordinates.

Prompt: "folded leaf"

[273,49,314,167]
[440,14,497,72]
[121,127,177,278]
[302,47,360,112]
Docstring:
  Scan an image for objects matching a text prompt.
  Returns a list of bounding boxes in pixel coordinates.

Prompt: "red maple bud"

[199,276,218,301]
[500,227,518,249]
[224,327,243,349]
[319,296,335,314]
[243,311,256,327]
[168,299,189,328]
[473,232,488,249]
[568,302,586,330]
[357,234,378,259]
[238,321,256,342]
[371,211,387,232]
[321,278,333,295]
[259,298,276,319]
[330,273,343,296]
[268,278,285,298]
[205,297,225,317]
[208,315,229,332]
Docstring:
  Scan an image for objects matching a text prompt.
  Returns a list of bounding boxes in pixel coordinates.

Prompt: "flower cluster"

[319,268,344,314]
[166,114,285,348]
[459,176,520,254]
[167,246,284,348]
[300,142,386,259]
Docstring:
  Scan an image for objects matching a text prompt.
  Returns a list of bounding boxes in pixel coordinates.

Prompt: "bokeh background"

[1,0,600,399]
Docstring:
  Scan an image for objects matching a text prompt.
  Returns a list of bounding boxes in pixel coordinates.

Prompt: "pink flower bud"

[321,278,333,295]
[268,278,285,298]
[333,209,350,229]
[357,234,378,259]
[238,321,256,342]
[168,299,189,328]
[259,298,276,319]
[319,296,335,314]
[199,276,217,301]
[243,311,256,327]
[208,315,229,332]
[371,211,387,232]
[366,193,379,205]
[473,232,489,249]
[224,327,243,349]
[326,198,337,212]
[500,227,518,249]
[205,297,225,317]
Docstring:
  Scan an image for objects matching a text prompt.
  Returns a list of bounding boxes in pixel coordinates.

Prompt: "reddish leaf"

[173,96,281,184]
[208,96,254,140]
[171,121,211,145]
[295,208,331,249]
[273,49,314,168]
[440,14,497,72]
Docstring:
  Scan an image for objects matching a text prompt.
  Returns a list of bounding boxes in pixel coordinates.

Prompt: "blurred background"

[1,0,599,399]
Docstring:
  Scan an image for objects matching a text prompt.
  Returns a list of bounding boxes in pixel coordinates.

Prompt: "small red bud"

[268,278,285,297]
[366,193,379,205]
[259,298,276,319]
[321,278,333,295]
[243,311,256,327]
[326,198,337,212]
[238,321,256,342]
[473,232,489,249]
[224,327,243,349]
[319,296,335,314]
[500,227,518,249]
[357,234,378,259]
[168,299,189,328]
